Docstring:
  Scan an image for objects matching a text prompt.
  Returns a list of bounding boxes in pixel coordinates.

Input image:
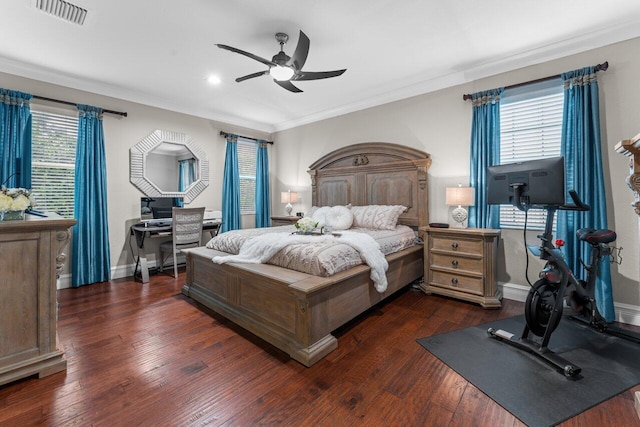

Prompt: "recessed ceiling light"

[207,75,221,85]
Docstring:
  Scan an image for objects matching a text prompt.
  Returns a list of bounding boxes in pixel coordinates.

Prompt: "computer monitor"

[487,157,565,208]
[140,197,183,220]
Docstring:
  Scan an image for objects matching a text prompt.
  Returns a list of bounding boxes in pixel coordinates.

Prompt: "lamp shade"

[281,191,298,204]
[446,186,475,207]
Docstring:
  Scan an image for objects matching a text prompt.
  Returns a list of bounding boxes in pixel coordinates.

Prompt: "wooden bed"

[182,142,431,366]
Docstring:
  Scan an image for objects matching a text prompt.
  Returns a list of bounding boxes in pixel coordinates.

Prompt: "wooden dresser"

[0,215,76,386]
[270,216,302,226]
[419,226,501,308]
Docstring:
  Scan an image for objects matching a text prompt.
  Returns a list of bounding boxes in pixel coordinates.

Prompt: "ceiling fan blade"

[293,69,347,81]
[236,70,270,82]
[216,44,276,67]
[275,80,303,93]
[287,30,310,71]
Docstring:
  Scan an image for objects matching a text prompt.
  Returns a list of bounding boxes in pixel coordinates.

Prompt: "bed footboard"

[182,245,423,366]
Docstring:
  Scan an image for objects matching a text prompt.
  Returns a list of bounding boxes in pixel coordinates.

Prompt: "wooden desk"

[131,220,221,283]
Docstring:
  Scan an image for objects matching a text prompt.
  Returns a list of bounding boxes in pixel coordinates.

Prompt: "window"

[237,138,257,213]
[31,109,77,218]
[498,80,563,229]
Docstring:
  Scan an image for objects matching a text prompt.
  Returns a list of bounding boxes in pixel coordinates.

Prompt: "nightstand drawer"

[271,216,301,227]
[430,253,482,272]
[430,270,484,295]
[431,236,482,254]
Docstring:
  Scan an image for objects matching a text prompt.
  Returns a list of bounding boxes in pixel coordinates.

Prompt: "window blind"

[31,110,78,218]
[237,139,257,213]
[499,88,563,229]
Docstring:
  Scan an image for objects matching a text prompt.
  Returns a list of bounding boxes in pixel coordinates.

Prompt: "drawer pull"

[451,278,458,285]
[451,260,459,267]
[451,242,459,249]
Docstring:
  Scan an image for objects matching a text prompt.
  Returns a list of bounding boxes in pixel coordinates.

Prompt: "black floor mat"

[417,315,640,427]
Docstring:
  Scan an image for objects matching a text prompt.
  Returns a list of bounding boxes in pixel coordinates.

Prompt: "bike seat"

[576,228,616,244]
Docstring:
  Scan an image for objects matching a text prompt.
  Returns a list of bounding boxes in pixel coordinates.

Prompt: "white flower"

[0,194,12,211]
[11,194,31,210]
[0,187,35,211]
[295,217,318,233]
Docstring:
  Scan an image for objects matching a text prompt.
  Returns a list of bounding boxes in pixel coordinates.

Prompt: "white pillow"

[324,205,353,230]
[351,205,407,230]
[311,206,331,227]
[306,206,319,218]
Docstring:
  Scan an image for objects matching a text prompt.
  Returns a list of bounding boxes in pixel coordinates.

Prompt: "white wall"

[273,37,640,320]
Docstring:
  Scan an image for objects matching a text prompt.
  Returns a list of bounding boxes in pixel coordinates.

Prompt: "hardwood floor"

[1,271,639,426]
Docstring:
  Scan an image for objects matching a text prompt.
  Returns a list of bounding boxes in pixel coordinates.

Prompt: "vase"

[0,210,25,221]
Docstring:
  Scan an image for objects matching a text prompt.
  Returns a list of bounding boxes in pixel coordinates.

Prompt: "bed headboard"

[308,142,431,228]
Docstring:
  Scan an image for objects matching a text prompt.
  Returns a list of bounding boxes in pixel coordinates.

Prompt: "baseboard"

[615,302,640,327]
[57,274,72,290]
[57,256,187,290]
[500,281,640,327]
[56,263,133,290]
[500,282,530,303]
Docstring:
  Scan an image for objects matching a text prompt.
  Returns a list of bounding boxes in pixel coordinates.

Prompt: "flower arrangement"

[295,217,319,233]
[0,187,35,212]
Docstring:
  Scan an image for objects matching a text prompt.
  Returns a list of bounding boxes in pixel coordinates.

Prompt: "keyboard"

[147,219,172,227]
[203,219,220,225]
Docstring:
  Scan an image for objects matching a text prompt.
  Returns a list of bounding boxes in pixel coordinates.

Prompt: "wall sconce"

[446,185,475,228]
[281,190,298,216]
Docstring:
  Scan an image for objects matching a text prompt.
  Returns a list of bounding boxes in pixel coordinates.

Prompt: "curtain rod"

[462,61,609,101]
[32,95,128,117]
[220,131,273,145]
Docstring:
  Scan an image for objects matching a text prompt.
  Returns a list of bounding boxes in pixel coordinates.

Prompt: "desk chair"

[159,207,205,278]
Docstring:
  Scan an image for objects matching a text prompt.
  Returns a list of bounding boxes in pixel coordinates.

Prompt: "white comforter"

[212,231,390,293]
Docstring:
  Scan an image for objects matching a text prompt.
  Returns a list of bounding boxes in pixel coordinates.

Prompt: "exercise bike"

[487,187,638,378]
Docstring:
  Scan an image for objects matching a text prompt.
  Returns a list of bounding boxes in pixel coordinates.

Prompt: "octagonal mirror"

[130,130,209,203]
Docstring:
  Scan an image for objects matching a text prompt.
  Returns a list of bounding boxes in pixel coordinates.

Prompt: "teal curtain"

[221,135,241,232]
[468,88,503,229]
[72,105,111,287]
[556,66,614,321]
[255,142,270,228]
[0,89,32,188]
[177,159,196,207]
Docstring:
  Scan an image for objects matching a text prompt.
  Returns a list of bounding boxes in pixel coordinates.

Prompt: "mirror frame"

[130,130,209,203]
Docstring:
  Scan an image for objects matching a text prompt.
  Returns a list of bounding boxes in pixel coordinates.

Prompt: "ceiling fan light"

[270,66,294,81]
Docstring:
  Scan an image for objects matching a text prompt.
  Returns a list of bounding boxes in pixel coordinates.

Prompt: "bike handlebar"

[560,190,590,211]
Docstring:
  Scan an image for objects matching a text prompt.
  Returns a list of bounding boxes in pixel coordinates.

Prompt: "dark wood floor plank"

[1,272,639,426]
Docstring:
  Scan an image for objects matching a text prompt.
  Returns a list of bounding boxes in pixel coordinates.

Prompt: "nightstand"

[419,226,501,308]
[271,216,301,227]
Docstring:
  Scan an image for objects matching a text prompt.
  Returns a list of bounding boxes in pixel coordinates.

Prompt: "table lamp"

[446,185,475,228]
[281,190,298,216]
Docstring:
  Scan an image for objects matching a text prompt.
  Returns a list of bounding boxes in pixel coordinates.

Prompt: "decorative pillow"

[306,206,319,218]
[311,206,331,227]
[350,205,407,230]
[324,205,353,230]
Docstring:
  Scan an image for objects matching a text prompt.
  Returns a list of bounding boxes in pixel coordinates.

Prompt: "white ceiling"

[1,0,640,133]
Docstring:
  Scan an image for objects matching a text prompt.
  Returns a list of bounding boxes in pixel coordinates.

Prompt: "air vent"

[35,0,87,25]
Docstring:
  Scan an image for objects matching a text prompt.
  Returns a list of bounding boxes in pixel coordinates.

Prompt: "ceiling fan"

[216,30,346,93]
